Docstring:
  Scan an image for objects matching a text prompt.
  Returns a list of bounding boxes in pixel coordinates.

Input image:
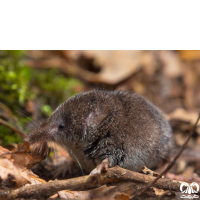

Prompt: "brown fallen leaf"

[27,50,143,85]
[29,174,46,185]
[78,50,142,84]
[178,50,200,61]
[0,142,47,189]
[159,50,183,78]
[113,193,130,200]
[166,108,200,125]
[153,187,175,198]
[57,183,133,200]
[0,158,31,188]
[0,146,11,159]
[11,141,49,169]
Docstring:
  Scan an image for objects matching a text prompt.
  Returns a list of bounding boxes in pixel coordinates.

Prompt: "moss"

[0,50,83,146]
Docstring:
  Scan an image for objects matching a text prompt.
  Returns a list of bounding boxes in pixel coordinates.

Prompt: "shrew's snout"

[26,124,59,145]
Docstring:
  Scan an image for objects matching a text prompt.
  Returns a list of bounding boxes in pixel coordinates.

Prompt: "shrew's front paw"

[88,158,110,183]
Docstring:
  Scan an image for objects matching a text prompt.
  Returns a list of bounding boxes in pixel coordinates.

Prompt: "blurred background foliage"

[0,50,83,145]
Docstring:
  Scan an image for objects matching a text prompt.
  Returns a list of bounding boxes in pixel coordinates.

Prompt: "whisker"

[19,118,36,131]
[53,136,72,174]
[39,141,43,154]
[30,143,37,151]
[13,107,38,127]
[70,150,84,175]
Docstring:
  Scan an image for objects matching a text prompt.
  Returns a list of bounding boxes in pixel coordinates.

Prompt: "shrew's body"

[27,90,174,172]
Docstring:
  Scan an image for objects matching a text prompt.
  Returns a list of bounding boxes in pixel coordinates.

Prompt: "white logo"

[180,182,199,199]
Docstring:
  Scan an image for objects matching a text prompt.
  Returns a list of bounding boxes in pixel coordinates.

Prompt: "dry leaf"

[153,187,175,197]
[0,146,11,159]
[178,50,200,61]
[80,50,142,84]
[166,108,199,125]
[29,174,46,185]
[0,143,47,188]
[0,158,31,188]
[153,187,165,196]
[11,142,48,168]
[159,50,182,78]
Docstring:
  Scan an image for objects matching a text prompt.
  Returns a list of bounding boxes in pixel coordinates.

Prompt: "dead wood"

[1,165,199,200]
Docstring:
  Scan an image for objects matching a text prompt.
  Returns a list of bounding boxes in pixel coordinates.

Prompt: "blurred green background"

[0,50,83,145]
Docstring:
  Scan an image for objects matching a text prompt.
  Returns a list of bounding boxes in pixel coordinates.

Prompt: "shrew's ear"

[85,104,107,130]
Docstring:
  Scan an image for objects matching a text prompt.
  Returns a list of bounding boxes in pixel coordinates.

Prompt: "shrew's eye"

[59,123,65,129]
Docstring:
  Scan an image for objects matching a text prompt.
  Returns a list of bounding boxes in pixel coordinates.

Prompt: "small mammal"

[27,90,174,173]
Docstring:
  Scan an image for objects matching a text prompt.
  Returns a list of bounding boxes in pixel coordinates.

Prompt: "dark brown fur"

[27,90,174,172]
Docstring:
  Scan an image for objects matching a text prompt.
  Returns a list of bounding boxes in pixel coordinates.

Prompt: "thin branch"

[133,112,200,198]
[0,102,19,125]
[0,118,25,137]
[0,102,15,117]
[1,166,199,200]
[26,59,102,83]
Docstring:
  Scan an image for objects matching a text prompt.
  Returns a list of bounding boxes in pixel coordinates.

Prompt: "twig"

[0,118,25,137]
[1,166,199,200]
[133,112,200,198]
[26,58,102,84]
[142,166,162,177]
[0,102,19,125]
[0,102,14,117]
